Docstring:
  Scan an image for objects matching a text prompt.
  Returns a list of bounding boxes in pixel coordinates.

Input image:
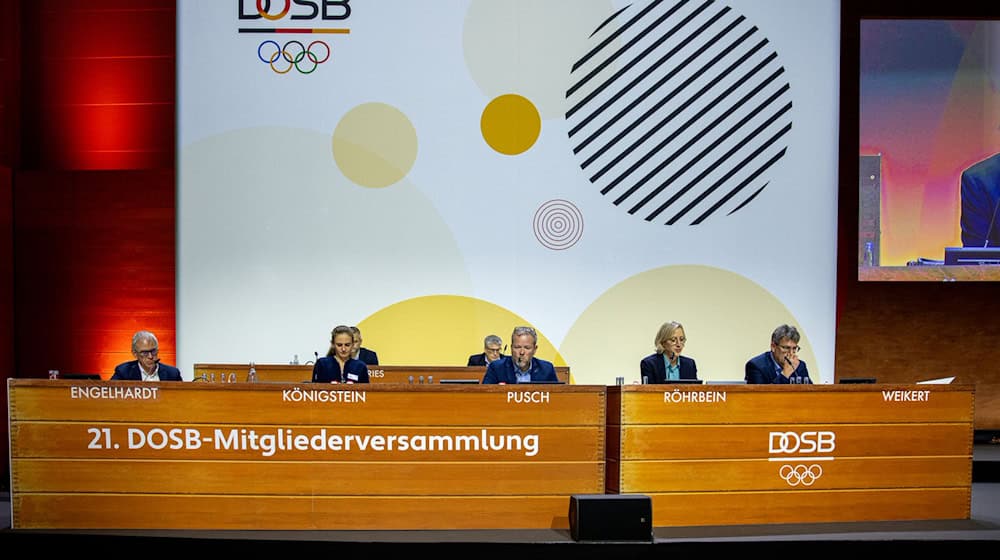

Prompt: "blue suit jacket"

[111,360,183,381]
[482,356,558,384]
[639,353,698,383]
[467,353,505,367]
[961,152,1000,247]
[745,351,811,384]
[312,356,370,383]
[357,347,378,365]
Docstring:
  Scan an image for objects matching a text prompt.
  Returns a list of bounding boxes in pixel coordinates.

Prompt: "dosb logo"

[237,1,353,75]
[768,431,836,454]
[238,0,351,21]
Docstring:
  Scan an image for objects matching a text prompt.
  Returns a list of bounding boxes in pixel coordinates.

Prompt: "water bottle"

[862,241,874,267]
[247,362,257,383]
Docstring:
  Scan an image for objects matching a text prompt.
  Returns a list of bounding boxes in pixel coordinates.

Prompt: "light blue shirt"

[515,361,533,383]
[663,354,680,380]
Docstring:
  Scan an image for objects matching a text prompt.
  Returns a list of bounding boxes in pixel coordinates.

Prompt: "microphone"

[984,197,1000,248]
[503,344,507,354]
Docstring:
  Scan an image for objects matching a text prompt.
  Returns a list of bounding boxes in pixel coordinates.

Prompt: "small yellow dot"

[481,94,541,156]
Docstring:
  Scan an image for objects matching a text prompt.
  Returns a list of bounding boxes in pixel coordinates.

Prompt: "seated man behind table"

[314,325,370,383]
[111,330,183,381]
[745,324,812,384]
[482,326,558,384]
[468,334,504,366]
[640,321,698,383]
[350,325,379,365]
[960,151,1000,247]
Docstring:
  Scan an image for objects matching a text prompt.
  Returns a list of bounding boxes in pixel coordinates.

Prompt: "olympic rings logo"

[778,464,823,486]
[258,40,330,75]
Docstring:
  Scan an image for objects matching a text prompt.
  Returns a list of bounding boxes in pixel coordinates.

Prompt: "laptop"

[659,378,703,384]
[838,377,877,384]
[943,246,1000,265]
[705,380,747,385]
[439,378,480,384]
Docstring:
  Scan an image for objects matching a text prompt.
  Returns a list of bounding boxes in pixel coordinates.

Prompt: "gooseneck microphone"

[983,197,1000,248]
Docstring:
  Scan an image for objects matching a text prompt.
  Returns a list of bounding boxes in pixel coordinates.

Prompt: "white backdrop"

[177,0,839,384]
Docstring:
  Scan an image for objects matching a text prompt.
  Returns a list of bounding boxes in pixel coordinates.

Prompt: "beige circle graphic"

[559,265,817,385]
[332,102,418,188]
[462,0,614,119]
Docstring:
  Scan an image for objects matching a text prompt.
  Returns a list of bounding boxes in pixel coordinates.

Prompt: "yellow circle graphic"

[480,94,541,155]
[356,294,566,370]
[332,102,418,188]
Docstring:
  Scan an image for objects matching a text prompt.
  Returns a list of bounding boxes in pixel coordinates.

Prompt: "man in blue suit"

[745,324,812,384]
[111,330,183,381]
[961,152,1000,247]
[350,326,379,365]
[482,326,558,384]
[468,334,504,366]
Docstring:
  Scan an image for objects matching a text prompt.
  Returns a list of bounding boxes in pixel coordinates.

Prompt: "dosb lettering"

[128,427,203,450]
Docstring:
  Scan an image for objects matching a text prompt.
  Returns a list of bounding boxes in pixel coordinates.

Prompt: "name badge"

[346,373,359,381]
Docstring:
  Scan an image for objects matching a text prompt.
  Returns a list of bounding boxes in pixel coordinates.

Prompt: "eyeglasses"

[136,348,159,357]
[777,344,800,353]
[665,337,686,345]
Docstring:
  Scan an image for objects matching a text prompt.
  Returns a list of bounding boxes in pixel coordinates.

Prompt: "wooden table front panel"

[8,380,604,530]
[608,384,974,527]
[193,363,572,384]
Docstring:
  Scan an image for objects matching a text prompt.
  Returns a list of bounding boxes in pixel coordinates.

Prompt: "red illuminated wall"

[2,0,177,488]
[19,1,175,170]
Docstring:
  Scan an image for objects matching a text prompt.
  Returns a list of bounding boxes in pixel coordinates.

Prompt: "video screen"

[858,18,1000,280]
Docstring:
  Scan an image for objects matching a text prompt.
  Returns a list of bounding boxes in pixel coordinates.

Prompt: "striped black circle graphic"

[565,0,792,225]
[533,199,584,250]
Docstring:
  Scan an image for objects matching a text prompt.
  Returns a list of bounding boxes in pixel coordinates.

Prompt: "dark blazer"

[357,347,379,365]
[745,351,811,384]
[639,353,698,383]
[482,356,558,384]
[961,152,1000,247]
[312,356,370,383]
[111,360,183,381]
[467,353,504,367]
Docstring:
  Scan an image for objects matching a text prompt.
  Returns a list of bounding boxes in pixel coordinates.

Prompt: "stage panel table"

[193,363,571,384]
[607,383,974,527]
[8,379,604,530]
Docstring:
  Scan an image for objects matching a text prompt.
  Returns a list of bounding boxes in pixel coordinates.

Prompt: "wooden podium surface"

[8,379,605,530]
[8,381,974,531]
[858,264,1000,281]
[607,383,974,527]
[193,363,572,385]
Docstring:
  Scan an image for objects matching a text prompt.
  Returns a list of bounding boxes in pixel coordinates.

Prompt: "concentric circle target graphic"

[533,199,584,250]
[565,0,793,225]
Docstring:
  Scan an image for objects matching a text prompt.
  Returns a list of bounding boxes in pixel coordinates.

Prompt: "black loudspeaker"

[568,494,652,542]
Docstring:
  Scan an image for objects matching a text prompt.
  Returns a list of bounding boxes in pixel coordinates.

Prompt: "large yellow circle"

[357,294,566,369]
